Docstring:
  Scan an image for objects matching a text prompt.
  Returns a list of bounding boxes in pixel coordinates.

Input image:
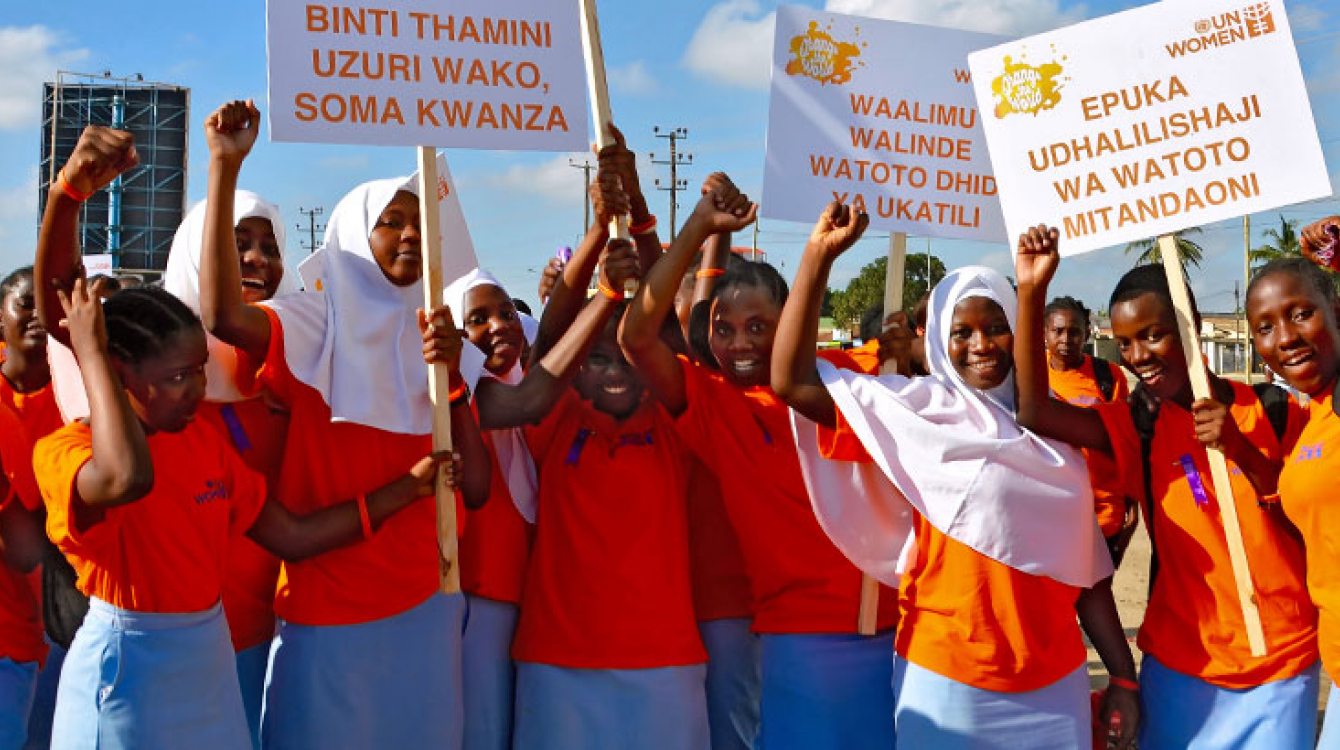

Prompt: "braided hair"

[689,259,789,367]
[1044,295,1090,324]
[101,287,202,366]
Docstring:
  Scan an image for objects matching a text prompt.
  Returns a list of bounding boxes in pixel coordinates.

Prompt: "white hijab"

[791,266,1111,588]
[445,268,539,523]
[163,191,301,402]
[261,174,484,435]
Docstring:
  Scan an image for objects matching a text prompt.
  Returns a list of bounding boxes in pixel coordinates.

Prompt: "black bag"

[40,540,89,650]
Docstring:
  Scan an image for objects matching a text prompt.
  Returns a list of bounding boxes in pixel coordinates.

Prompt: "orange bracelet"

[695,268,725,279]
[57,168,93,203]
[448,381,470,404]
[1108,676,1139,692]
[629,215,657,235]
[356,494,373,540]
[597,280,624,300]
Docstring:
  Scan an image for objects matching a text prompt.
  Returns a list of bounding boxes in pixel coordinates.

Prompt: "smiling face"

[235,216,284,303]
[575,321,645,420]
[1045,308,1087,370]
[1110,291,1189,402]
[946,296,1013,390]
[0,275,45,355]
[709,283,780,388]
[461,284,525,376]
[368,190,422,286]
[116,327,209,434]
[1248,270,1340,396]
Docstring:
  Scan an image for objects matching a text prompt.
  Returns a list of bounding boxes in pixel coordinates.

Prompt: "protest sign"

[968,0,1330,256]
[267,0,589,151]
[762,6,1005,242]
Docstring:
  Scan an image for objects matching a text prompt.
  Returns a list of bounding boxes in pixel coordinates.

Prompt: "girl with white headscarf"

[163,190,297,748]
[195,100,492,749]
[771,203,1136,749]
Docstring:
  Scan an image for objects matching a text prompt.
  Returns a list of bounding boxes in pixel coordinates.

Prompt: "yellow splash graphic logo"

[785,21,865,86]
[991,54,1066,118]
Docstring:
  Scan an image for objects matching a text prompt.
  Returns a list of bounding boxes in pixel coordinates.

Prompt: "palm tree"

[1124,227,1205,267]
[1249,215,1300,271]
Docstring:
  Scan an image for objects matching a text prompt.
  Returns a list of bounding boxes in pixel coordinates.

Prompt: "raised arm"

[198,100,274,360]
[620,176,756,416]
[1013,225,1112,452]
[477,240,641,429]
[772,203,870,427]
[35,127,139,348]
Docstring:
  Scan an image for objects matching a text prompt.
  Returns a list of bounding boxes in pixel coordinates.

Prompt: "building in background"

[39,71,189,279]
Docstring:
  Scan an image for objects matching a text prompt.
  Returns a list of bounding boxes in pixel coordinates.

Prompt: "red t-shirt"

[1048,355,1129,536]
[0,404,44,665]
[237,305,458,626]
[687,459,752,621]
[198,397,288,652]
[459,428,533,605]
[34,420,265,613]
[1095,382,1317,688]
[675,357,897,634]
[513,392,705,668]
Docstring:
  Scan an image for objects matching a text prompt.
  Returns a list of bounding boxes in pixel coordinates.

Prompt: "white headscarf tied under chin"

[791,265,1112,589]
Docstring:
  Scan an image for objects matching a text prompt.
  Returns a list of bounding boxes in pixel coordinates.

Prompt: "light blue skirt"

[50,598,248,750]
[758,632,896,750]
[1319,681,1340,749]
[462,595,517,750]
[261,592,465,750]
[235,641,271,750]
[891,655,1087,750]
[24,639,62,750]
[699,618,760,750]
[1138,654,1319,750]
[0,656,38,748]
[513,661,708,750]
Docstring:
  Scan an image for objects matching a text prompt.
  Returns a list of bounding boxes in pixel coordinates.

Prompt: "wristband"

[448,380,471,404]
[1108,676,1139,692]
[597,280,624,301]
[629,215,657,235]
[695,268,725,279]
[356,494,373,540]
[1257,492,1281,509]
[58,168,94,203]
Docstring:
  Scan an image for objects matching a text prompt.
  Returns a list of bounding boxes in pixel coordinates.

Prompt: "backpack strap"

[1250,382,1290,442]
[1092,357,1117,403]
[1129,384,1161,593]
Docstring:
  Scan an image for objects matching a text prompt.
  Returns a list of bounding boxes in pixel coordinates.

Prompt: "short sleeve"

[220,438,267,536]
[32,424,99,550]
[674,357,724,453]
[523,389,581,458]
[1094,401,1140,497]
[234,305,294,403]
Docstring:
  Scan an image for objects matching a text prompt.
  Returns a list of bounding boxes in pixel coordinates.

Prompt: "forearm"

[693,231,731,306]
[200,157,270,358]
[34,187,84,347]
[531,223,606,364]
[772,248,837,426]
[623,215,712,354]
[76,350,154,506]
[1226,435,1283,496]
[450,398,491,509]
[1076,579,1137,681]
[250,474,424,562]
[1014,282,1111,451]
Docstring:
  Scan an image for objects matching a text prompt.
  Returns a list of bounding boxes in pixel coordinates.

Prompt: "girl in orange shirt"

[0,397,44,748]
[1015,227,1320,750]
[772,205,1134,750]
[1251,217,1340,748]
[622,179,899,750]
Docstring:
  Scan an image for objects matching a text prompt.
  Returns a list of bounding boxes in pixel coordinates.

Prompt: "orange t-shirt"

[675,358,897,634]
[459,429,533,605]
[198,398,288,652]
[1048,355,1129,537]
[687,459,752,622]
[0,405,45,665]
[237,305,456,626]
[819,405,1085,692]
[842,340,882,375]
[513,391,705,668]
[34,420,266,613]
[1276,391,1340,683]
[1095,382,1318,688]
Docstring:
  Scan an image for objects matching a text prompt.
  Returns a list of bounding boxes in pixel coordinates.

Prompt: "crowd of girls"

[0,93,1338,750]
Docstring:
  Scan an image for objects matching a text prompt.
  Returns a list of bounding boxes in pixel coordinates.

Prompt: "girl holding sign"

[193,101,493,748]
[772,204,1135,750]
[1014,226,1320,750]
[621,179,899,750]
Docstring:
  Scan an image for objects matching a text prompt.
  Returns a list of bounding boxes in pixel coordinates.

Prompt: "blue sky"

[0,0,1336,313]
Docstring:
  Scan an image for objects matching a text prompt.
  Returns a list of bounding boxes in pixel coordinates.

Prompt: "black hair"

[859,306,884,342]
[1247,257,1339,311]
[688,259,789,366]
[1108,264,1199,326]
[512,297,533,317]
[0,266,33,299]
[102,287,202,365]
[1044,295,1091,324]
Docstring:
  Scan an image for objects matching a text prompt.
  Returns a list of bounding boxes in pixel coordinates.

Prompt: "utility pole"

[651,126,692,240]
[568,158,594,234]
[296,207,324,254]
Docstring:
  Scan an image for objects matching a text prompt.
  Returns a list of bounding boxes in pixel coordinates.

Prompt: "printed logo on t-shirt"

[1295,443,1323,462]
[194,480,230,505]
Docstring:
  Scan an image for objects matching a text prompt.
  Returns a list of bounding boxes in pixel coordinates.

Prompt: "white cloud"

[1287,3,1328,34]
[0,26,91,130]
[682,0,776,90]
[822,0,1086,36]
[608,61,660,96]
[0,167,40,271]
[481,152,591,203]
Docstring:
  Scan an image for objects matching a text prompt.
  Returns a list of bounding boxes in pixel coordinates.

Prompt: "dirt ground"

[1085,522,1330,719]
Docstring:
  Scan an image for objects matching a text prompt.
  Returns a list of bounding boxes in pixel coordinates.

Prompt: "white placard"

[83,253,113,277]
[968,0,1330,256]
[762,6,1006,242]
[267,0,589,151]
[431,152,482,286]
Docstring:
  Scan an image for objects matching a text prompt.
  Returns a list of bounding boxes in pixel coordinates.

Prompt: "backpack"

[1090,357,1119,403]
[40,541,89,650]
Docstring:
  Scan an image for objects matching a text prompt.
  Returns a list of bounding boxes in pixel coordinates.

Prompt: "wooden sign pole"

[578,0,632,248]
[857,231,908,636]
[417,147,460,595]
[1157,233,1266,656]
